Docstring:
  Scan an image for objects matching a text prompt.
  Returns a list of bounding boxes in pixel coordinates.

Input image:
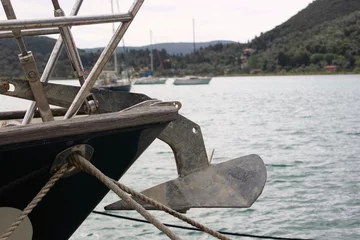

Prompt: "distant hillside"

[0,37,237,77]
[83,40,235,55]
[248,0,360,73]
[265,0,360,42]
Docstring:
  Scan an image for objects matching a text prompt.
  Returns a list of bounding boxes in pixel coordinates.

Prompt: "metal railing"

[0,0,145,124]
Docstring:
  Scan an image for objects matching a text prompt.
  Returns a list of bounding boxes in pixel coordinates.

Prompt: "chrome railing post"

[64,0,145,119]
[22,0,84,125]
[52,0,85,85]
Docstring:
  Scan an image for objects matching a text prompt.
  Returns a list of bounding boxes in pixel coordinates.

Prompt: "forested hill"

[0,37,237,78]
[267,0,360,40]
[248,0,360,73]
[84,41,235,55]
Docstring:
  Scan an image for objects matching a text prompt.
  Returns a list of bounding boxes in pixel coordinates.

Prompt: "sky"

[0,0,315,48]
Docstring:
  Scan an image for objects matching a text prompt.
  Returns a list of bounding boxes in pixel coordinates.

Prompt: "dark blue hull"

[100,84,131,92]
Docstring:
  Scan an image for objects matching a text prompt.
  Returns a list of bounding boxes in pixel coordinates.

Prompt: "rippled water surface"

[1,75,359,239]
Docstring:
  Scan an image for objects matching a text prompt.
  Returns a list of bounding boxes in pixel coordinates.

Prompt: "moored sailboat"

[133,31,167,85]
[173,19,212,86]
[95,0,131,91]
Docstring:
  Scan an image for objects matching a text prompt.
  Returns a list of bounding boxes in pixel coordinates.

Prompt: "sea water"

[1,75,359,239]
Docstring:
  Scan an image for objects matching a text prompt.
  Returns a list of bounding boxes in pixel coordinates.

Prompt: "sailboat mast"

[150,30,153,73]
[193,18,196,53]
[116,0,126,74]
[111,0,118,73]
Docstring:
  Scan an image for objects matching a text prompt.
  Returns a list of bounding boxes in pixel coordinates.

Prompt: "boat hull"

[173,77,211,85]
[0,106,177,240]
[99,84,131,92]
[134,78,167,85]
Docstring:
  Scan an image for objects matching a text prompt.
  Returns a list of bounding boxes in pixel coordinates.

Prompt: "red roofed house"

[324,65,337,72]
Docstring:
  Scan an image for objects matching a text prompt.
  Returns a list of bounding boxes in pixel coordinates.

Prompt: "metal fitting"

[28,71,37,79]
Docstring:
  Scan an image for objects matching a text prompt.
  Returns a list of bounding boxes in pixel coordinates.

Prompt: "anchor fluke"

[105,154,266,212]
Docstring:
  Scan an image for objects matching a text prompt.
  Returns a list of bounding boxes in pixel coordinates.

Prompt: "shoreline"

[49,71,360,81]
[219,71,360,77]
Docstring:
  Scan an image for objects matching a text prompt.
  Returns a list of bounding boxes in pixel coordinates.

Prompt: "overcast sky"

[0,0,315,48]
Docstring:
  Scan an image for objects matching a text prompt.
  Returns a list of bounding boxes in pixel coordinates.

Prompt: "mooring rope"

[0,163,71,240]
[71,153,230,240]
[110,178,231,240]
[68,153,182,240]
[1,152,231,240]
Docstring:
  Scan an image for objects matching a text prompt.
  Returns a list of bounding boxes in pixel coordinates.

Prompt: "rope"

[110,179,231,240]
[68,153,182,240]
[0,151,264,240]
[0,163,71,240]
[92,211,315,240]
[71,153,229,240]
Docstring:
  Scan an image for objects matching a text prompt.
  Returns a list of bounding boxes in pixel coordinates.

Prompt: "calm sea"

[1,75,359,239]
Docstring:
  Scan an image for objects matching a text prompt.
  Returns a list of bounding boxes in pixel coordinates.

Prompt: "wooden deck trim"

[0,105,178,145]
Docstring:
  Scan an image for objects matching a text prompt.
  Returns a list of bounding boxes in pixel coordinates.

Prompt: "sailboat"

[95,0,131,91]
[173,18,212,85]
[133,31,167,85]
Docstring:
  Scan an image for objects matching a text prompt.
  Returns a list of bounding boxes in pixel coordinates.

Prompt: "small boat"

[133,76,167,85]
[172,19,212,86]
[173,76,212,85]
[95,70,132,91]
[0,0,266,239]
[133,31,167,85]
[94,0,131,92]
